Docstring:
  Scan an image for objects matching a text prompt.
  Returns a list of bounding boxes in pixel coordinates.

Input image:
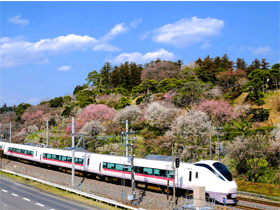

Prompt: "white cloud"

[0,34,97,68]
[130,19,142,28]
[248,46,272,55]
[153,16,224,47]
[38,58,49,65]
[139,31,151,41]
[110,49,175,64]
[201,43,211,49]
[101,23,129,41]
[8,15,29,28]
[57,66,71,71]
[92,44,120,51]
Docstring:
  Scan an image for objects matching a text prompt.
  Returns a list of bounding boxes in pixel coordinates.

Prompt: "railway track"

[238,196,280,208]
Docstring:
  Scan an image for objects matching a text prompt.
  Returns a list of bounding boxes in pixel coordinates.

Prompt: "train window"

[107,163,115,170]
[154,169,160,176]
[135,166,143,174]
[213,162,233,181]
[194,163,225,181]
[47,154,52,159]
[189,171,192,182]
[24,150,28,154]
[74,158,79,163]
[66,157,72,162]
[52,154,57,160]
[115,164,122,171]
[143,167,153,175]
[58,156,62,161]
[43,153,47,158]
[103,162,107,168]
[196,172,198,179]
[61,156,67,161]
[87,158,90,166]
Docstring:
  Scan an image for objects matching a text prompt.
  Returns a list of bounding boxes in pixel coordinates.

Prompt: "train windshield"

[213,162,233,181]
[194,163,225,181]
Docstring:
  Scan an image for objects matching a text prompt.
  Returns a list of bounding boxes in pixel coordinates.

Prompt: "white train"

[0,141,237,204]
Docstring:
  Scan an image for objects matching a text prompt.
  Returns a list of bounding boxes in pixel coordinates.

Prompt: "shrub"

[249,108,270,122]
[116,97,130,109]
[49,97,64,108]
[114,105,142,128]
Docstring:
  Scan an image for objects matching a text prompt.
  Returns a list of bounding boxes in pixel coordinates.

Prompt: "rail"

[0,169,145,210]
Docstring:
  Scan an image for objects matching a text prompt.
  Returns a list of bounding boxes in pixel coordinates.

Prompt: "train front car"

[194,160,237,204]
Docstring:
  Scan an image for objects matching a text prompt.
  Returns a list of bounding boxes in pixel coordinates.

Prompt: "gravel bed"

[2,157,278,210]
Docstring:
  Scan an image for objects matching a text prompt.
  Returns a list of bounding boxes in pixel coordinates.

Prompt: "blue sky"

[1,1,279,106]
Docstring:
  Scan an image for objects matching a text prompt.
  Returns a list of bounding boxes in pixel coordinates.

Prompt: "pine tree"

[235,58,247,70]
[261,59,270,70]
[100,62,112,88]
[110,66,120,88]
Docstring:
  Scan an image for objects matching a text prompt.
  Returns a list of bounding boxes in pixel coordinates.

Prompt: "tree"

[141,60,180,82]
[114,105,142,128]
[109,66,120,88]
[86,70,101,86]
[272,63,280,70]
[15,103,31,121]
[216,69,246,92]
[172,82,211,108]
[100,62,112,88]
[73,84,88,95]
[261,59,270,70]
[235,58,247,70]
[129,62,143,90]
[49,97,64,108]
[144,102,178,130]
[246,59,261,75]
[170,110,211,161]
[197,99,239,125]
[227,135,273,182]
[81,120,105,136]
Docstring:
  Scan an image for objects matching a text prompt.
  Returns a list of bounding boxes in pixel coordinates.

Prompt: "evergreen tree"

[100,62,112,88]
[86,70,101,86]
[261,59,270,70]
[129,62,143,90]
[235,58,247,70]
[119,62,130,90]
[110,65,120,88]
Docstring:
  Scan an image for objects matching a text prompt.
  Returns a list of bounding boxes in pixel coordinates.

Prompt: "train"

[0,141,237,204]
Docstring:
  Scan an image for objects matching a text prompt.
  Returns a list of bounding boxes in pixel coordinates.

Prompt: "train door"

[84,153,90,171]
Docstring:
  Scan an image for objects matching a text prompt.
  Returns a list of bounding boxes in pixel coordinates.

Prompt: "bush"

[116,97,130,109]
[249,108,270,122]
[61,106,73,117]
[49,97,64,108]
[256,99,265,106]
[113,86,130,96]
[136,94,151,105]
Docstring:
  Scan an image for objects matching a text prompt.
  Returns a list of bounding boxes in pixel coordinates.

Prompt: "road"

[0,176,104,210]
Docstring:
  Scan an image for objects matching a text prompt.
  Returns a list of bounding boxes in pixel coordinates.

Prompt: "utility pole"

[172,142,175,209]
[214,127,223,161]
[10,123,12,143]
[46,120,49,147]
[126,120,128,157]
[209,130,212,160]
[72,117,75,188]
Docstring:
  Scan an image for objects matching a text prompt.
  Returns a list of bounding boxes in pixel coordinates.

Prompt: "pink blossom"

[21,110,44,127]
[197,99,239,124]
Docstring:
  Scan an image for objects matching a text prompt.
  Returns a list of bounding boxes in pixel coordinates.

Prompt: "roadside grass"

[0,171,121,210]
[236,179,280,199]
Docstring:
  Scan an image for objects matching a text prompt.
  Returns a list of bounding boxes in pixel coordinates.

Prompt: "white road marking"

[12,193,18,196]
[23,198,30,201]
[36,203,45,207]
[2,190,7,192]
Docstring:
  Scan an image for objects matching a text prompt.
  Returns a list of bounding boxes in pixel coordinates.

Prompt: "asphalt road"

[0,176,104,210]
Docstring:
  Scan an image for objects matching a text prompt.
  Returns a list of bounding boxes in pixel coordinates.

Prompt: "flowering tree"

[21,110,44,127]
[114,105,143,128]
[78,104,115,124]
[197,99,239,125]
[80,120,105,136]
[144,102,178,130]
[216,69,246,92]
[170,110,212,161]
[66,104,115,133]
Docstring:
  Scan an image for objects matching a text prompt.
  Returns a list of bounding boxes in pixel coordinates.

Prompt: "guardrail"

[0,169,145,210]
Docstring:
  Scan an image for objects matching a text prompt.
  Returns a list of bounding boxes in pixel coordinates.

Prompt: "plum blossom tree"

[66,104,115,133]
[144,102,178,130]
[21,110,44,127]
[170,110,212,161]
[114,105,142,128]
[197,99,239,125]
[80,120,105,136]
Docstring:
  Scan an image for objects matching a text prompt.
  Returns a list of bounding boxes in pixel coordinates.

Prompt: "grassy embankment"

[0,171,120,210]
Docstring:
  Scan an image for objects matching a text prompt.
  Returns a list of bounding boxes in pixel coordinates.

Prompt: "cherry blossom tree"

[80,120,105,136]
[21,110,44,127]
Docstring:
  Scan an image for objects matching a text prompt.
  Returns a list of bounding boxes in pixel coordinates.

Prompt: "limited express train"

[0,141,237,204]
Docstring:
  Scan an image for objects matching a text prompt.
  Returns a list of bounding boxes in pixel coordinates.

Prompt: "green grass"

[236,179,280,199]
[0,171,121,210]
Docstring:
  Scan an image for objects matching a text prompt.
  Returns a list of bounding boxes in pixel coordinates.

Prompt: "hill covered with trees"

[1,55,280,187]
